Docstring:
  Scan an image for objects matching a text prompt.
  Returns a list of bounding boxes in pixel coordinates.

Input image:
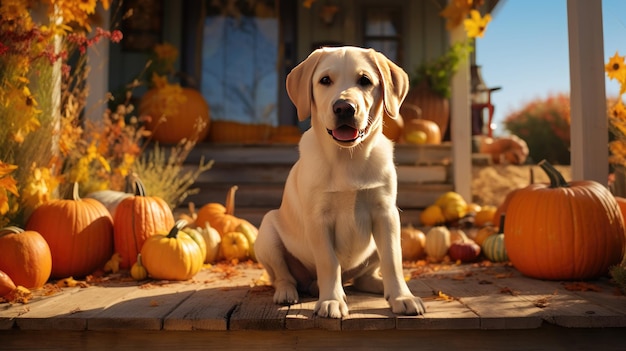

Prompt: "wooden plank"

[185,183,284,208]
[186,164,291,184]
[87,283,198,331]
[341,291,397,331]
[396,165,449,184]
[187,143,451,167]
[13,285,139,331]
[228,285,288,330]
[398,278,480,330]
[163,266,265,331]
[0,287,82,330]
[284,297,317,330]
[472,269,626,328]
[190,164,450,185]
[417,273,545,329]
[163,286,249,331]
[2,328,626,351]
[187,144,300,165]
[394,143,452,165]
[397,183,455,209]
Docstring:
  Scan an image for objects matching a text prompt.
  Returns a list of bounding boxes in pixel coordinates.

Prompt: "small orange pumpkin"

[140,87,211,144]
[140,220,204,280]
[401,225,426,261]
[196,186,247,236]
[383,113,404,142]
[0,226,52,288]
[0,270,17,298]
[113,178,175,269]
[403,119,441,145]
[26,183,114,278]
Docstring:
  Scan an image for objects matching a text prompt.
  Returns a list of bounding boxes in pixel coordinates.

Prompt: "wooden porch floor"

[1,261,624,350]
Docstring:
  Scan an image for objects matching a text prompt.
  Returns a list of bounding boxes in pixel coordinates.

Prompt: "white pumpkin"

[85,190,131,218]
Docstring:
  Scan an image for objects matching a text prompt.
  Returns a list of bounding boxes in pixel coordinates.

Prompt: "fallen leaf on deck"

[4,286,32,304]
[563,282,602,292]
[533,297,551,308]
[435,290,455,301]
[500,286,518,296]
[103,253,122,273]
[494,273,513,279]
[56,277,89,288]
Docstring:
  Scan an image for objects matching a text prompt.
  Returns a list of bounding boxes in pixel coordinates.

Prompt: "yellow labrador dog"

[255,46,425,318]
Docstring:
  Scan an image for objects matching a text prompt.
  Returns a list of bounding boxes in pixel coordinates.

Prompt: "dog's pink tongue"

[332,126,358,141]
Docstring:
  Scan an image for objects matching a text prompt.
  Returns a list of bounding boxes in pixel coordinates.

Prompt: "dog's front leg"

[307,226,348,318]
[372,208,426,315]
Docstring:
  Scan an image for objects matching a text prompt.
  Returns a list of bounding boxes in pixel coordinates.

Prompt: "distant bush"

[503,93,571,165]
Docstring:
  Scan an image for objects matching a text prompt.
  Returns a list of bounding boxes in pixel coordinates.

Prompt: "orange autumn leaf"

[562,282,602,292]
[4,286,32,304]
[440,0,472,30]
[435,290,455,301]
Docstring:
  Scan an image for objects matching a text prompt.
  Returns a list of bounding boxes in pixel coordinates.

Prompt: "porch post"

[86,4,111,122]
[567,0,608,183]
[450,27,472,202]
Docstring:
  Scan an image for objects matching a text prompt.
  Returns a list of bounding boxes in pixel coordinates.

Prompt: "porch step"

[183,143,454,226]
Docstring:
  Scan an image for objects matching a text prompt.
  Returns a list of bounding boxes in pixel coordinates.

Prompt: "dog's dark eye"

[358,75,372,86]
[319,76,332,85]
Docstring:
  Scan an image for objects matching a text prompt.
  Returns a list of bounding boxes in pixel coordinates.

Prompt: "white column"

[450,27,472,202]
[567,0,608,183]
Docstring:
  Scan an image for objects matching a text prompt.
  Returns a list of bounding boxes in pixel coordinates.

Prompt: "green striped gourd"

[482,233,508,262]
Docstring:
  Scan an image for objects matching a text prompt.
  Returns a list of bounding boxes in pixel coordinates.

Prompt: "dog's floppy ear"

[286,49,324,121]
[371,50,409,119]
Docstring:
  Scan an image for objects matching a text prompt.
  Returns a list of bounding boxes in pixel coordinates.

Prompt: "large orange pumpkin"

[492,168,534,224]
[113,178,175,269]
[0,226,52,288]
[140,87,210,144]
[26,183,114,278]
[614,196,626,221]
[504,160,626,280]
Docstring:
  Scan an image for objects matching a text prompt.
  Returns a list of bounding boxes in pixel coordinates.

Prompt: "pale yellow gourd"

[424,226,451,262]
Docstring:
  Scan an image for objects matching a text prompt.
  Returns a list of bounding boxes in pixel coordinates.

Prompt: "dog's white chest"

[317,190,379,263]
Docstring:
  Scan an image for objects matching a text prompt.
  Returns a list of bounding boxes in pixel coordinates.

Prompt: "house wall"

[295,0,449,77]
[108,1,183,98]
[106,0,451,123]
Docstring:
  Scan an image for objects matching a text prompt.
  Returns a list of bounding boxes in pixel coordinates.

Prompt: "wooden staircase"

[183,143,454,227]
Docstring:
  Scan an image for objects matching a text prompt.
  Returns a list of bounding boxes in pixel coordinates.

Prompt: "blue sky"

[475,0,626,135]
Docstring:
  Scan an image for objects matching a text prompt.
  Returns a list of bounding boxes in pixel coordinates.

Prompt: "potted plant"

[403,41,473,138]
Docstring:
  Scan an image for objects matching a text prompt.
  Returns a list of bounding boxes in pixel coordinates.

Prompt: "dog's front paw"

[389,295,426,316]
[273,281,299,305]
[314,298,349,318]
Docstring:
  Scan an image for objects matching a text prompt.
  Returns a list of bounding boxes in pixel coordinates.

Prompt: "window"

[363,7,402,64]
[200,1,279,125]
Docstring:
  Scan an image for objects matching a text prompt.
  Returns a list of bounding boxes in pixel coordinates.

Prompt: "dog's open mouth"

[327,125,367,143]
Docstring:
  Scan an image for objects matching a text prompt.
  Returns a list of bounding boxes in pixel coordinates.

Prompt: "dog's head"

[286,46,409,148]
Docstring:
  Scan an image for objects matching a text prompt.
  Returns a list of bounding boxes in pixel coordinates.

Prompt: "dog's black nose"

[333,100,355,119]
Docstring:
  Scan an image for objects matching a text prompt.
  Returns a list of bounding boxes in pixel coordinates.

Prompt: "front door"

[184,0,297,127]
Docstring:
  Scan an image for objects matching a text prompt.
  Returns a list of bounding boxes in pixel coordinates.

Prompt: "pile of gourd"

[0,180,258,298]
[401,160,626,281]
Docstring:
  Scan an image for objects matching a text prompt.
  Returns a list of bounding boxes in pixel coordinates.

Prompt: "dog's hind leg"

[256,210,300,305]
[350,253,384,294]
